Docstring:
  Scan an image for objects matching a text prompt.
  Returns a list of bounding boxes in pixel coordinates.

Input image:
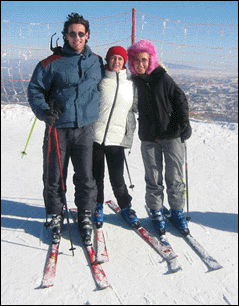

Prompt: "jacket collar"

[104,68,128,80]
[63,43,92,58]
[132,65,166,82]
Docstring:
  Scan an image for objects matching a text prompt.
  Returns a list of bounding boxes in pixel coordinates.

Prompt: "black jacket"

[132,66,189,141]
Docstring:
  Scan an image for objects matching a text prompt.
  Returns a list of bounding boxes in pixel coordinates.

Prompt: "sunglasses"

[68,31,86,38]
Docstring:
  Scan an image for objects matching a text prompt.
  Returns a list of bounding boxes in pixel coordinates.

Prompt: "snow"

[1,104,238,305]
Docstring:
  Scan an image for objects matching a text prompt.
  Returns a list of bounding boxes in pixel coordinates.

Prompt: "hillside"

[1,104,238,305]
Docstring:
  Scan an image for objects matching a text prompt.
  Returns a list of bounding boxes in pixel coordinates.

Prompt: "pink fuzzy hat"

[127,40,159,75]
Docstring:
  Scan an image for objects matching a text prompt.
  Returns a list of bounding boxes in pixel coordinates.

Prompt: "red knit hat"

[105,46,128,66]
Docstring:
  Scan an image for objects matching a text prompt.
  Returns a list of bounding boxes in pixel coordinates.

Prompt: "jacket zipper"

[101,72,120,145]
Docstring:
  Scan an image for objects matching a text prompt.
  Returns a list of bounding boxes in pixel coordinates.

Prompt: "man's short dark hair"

[62,12,90,43]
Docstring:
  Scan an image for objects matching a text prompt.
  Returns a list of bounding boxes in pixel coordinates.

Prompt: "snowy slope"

[1,104,238,305]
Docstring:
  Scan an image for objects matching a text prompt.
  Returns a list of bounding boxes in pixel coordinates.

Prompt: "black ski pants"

[43,125,97,216]
[92,142,132,209]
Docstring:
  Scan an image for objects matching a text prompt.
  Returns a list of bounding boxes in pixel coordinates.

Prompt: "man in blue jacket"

[28,13,104,244]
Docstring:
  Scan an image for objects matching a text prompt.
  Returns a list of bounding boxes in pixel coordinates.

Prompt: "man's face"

[66,24,89,53]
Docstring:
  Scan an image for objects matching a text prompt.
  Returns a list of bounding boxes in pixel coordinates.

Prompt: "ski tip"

[163,267,181,275]
[41,281,54,288]
[97,283,111,290]
[169,267,182,274]
[206,264,223,272]
[166,262,182,274]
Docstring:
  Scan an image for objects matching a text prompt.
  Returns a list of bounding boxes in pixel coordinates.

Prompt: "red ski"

[106,200,181,273]
[95,227,109,264]
[70,208,110,290]
[42,243,60,288]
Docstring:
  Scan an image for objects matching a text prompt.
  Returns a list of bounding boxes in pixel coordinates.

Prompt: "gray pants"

[141,138,185,211]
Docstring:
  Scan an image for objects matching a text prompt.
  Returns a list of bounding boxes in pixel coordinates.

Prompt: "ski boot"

[121,205,140,228]
[171,209,190,236]
[78,210,93,246]
[50,214,64,244]
[149,208,166,236]
[95,203,104,229]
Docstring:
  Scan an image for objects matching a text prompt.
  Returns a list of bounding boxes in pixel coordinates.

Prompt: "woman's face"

[133,52,150,74]
[108,55,124,72]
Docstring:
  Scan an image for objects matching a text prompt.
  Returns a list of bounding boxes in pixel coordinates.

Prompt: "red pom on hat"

[105,46,128,65]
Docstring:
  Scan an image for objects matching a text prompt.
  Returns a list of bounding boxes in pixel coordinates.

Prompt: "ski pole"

[184,141,191,221]
[124,151,135,190]
[44,125,53,228]
[44,100,55,227]
[21,117,37,158]
[53,127,76,255]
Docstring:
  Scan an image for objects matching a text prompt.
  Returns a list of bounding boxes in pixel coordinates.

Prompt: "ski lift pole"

[21,117,37,158]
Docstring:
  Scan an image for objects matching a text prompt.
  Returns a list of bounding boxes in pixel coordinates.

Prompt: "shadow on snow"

[1,199,238,248]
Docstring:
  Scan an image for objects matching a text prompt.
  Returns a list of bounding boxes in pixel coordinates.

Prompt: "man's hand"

[43,109,59,126]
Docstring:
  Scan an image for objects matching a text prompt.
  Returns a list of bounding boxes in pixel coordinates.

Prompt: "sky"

[1,1,238,25]
[1,1,238,76]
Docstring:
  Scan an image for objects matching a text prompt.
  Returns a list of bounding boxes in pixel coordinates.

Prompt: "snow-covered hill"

[1,104,238,305]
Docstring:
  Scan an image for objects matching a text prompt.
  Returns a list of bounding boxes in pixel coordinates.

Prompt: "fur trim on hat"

[127,40,158,74]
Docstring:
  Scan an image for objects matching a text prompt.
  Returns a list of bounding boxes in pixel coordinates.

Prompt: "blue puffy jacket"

[28,44,104,128]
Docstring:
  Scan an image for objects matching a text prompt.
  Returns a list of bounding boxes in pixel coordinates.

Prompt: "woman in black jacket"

[128,40,192,236]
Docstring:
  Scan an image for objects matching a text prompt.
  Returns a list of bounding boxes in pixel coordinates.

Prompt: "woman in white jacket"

[92,46,139,228]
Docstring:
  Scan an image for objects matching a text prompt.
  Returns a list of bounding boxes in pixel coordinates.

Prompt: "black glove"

[180,121,192,142]
[43,109,59,126]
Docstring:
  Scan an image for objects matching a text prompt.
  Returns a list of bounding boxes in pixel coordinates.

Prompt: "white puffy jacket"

[93,69,136,148]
